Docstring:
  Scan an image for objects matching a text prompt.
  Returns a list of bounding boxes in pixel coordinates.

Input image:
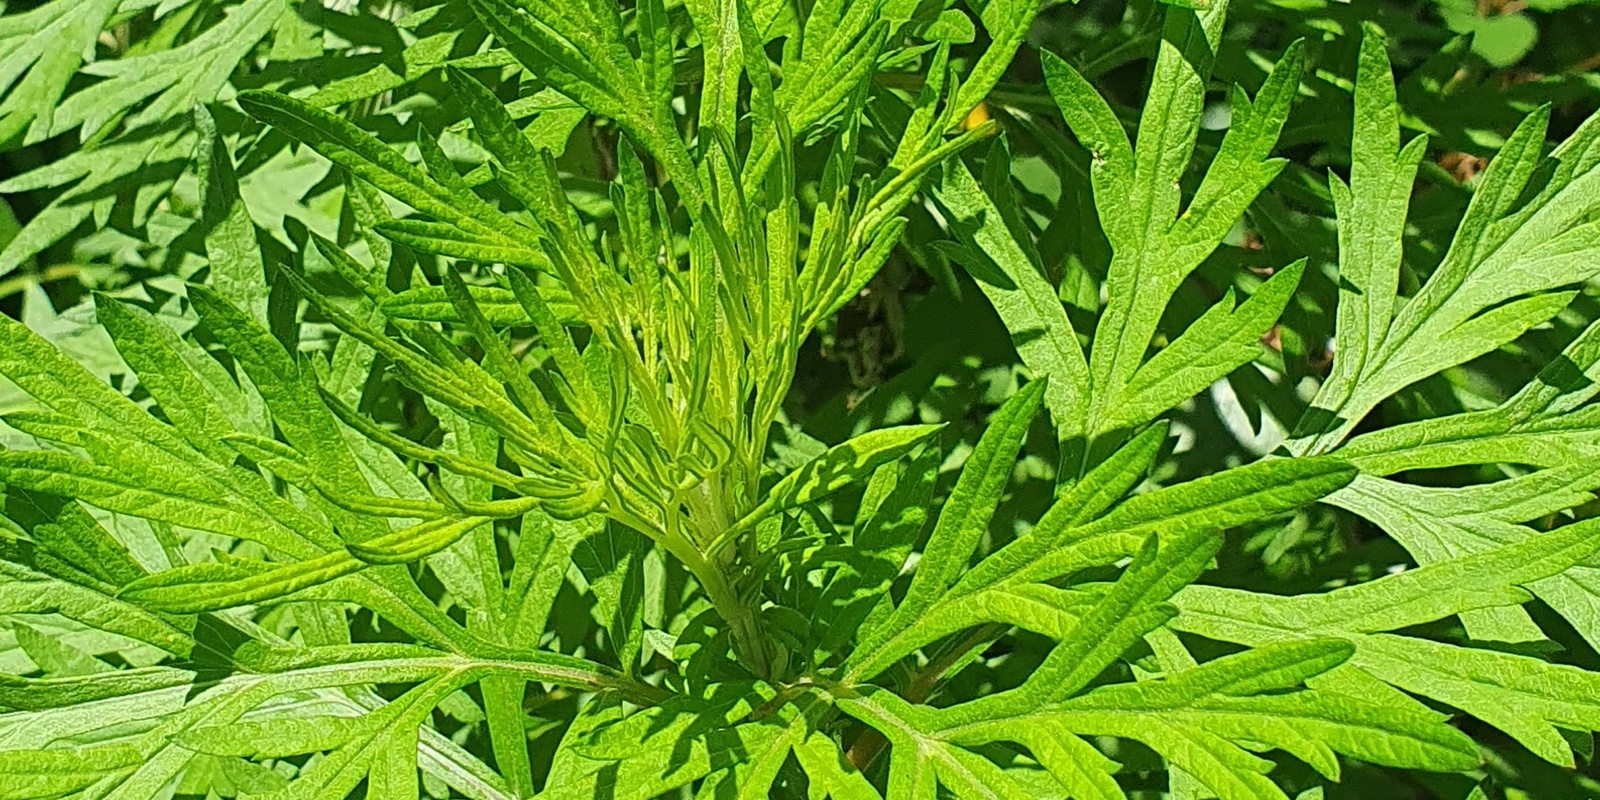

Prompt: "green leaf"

[835,689,1037,800]
[1349,635,1600,767]
[951,0,1041,118]
[0,743,143,799]
[503,510,593,648]
[879,381,1043,627]
[0,126,192,275]
[118,552,361,613]
[967,456,1356,594]
[1438,0,1538,66]
[1177,516,1600,639]
[188,284,392,541]
[964,10,1304,477]
[1027,531,1216,701]
[12,620,109,676]
[1339,316,1600,474]
[922,10,975,43]
[236,89,519,246]
[0,301,201,465]
[378,282,579,326]
[849,382,1044,678]
[347,516,497,566]
[573,522,647,673]
[244,676,465,800]
[95,295,245,464]
[194,103,268,325]
[426,403,505,618]
[1059,2,1305,445]
[1052,421,1170,526]
[0,446,313,558]
[742,2,884,187]
[0,0,119,150]
[1031,641,1478,789]
[480,672,536,798]
[1175,517,1600,765]
[503,265,603,426]
[10,490,150,590]
[1293,25,1600,454]
[541,692,783,800]
[463,0,704,211]
[444,65,558,200]
[375,219,553,272]
[924,528,1223,726]
[814,445,941,659]
[12,3,1600,799]
[304,30,510,108]
[0,302,493,650]
[936,158,1090,452]
[695,708,810,799]
[1104,261,1306,433]
[899,639,1476,800]
[0,568,195,660]
[851,431,1352,680]
[51,0,284,139]
[1329,466,1600,644]
[174,717,367,758]
[793,731,883,799]
[718,423,943,551]
[0,667,195,711]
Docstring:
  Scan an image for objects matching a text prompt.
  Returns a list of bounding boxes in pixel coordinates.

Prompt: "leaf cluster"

[0,0,1598,799]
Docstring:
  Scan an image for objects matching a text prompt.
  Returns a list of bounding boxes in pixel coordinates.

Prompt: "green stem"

[611,460,770,678]
[687,549,771,680]
[0,264,82,300]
